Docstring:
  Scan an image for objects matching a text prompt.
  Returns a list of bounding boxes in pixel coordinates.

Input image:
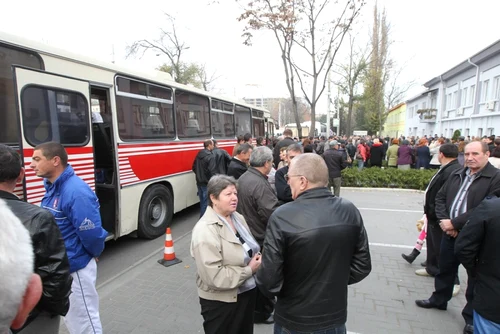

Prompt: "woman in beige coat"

[191,175,261,334]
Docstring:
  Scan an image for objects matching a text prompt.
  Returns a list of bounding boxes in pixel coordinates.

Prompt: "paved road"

[60,188,469,333]
[95,205,199,286]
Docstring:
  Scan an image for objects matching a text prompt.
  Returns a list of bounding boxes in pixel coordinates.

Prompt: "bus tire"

[138,185,173,239]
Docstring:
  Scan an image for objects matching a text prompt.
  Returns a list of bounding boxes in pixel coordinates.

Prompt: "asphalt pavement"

[59,188,470,334]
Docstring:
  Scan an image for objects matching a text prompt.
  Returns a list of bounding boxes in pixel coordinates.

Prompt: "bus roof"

[0,30,272,116]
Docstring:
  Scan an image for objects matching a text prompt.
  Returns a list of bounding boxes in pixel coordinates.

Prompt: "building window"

[0,45,43,144]
[482,80,489,102]
[488,128,495,136]
[465,128,469,136]
[446,94,452,110]
[452,91,458,108]
[175,90,210,139]
[469,85,476,105]
[21,86,89,146]
[478,128,483,138]
[462,87,468,106]
[494,76,500,100]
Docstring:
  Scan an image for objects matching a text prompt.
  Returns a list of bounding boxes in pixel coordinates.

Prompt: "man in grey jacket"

[237,146,279,324]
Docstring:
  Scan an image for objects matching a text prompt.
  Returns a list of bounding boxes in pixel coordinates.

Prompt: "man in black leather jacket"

[455,195,500,332]
[0,145,72,334]
[192,139,217,217]
[256,153,371,333]
[211,139,232,174]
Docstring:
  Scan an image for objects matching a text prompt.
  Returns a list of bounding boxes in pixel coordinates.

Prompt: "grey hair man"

[275,144,303,203]
[256,153,371,333]
[237,146,279,324]
[0,199,42,334]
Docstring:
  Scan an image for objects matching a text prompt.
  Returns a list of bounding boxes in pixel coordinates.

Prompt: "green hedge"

[341,167,437,190]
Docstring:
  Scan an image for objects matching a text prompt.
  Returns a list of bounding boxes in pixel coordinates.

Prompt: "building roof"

[424,38,500,87]
[387,102,405,114]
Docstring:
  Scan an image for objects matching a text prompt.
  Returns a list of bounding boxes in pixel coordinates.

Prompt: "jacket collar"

[44,165,75,191]
[453,161,497,178]
[247,166,268,180]
[0,190,19,201]
[200,207,240,243]
[231,157,247,166]
[295,187,332,201]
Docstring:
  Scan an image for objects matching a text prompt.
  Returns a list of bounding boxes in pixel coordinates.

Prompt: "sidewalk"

[58,230,468,334]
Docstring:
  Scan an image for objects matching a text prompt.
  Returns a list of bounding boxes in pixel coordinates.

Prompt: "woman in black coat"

[369,138,384,167]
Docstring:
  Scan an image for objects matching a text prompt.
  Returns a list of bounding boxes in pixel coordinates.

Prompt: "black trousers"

[200,288,256,334]
[430,236,474,325]
[254,286,275,322]
[426,223,460,285]
[426,223,442,276]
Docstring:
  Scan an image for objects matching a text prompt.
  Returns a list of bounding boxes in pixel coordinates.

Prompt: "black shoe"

[415,299,447,310]
[402,249,420,264]
[421,260,427,267]
[463,324,473,334]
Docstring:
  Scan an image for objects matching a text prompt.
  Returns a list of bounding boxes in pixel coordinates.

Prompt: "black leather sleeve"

[256,212,284,298]
[30,211,72,316]
[455,201,488,271]
[275,168,292,202]
[348,212,371,285]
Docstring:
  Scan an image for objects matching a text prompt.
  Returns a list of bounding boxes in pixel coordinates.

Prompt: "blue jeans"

[474,310,500,334]
[274,323,346,334]
[197,185,208,217]
[357,159,364,171]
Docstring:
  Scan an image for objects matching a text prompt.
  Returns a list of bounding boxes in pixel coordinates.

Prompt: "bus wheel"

[138,185,173,239]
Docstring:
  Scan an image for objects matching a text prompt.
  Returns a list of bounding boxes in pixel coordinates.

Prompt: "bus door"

[13,66,115,237]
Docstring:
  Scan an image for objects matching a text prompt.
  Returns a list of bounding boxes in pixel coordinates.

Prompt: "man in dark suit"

[273,129,295,169]
[227,143,252,180]
[403,144,461,276]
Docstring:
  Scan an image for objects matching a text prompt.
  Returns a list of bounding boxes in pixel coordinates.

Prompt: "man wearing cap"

[322,140,348,197]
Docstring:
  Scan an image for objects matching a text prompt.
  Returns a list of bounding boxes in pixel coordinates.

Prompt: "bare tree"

[239,0,365,137]
[239,0,303,136]
[197,63,221,91]
[334,34,369,135]
[385,64,416,109]
[126,13,189,82]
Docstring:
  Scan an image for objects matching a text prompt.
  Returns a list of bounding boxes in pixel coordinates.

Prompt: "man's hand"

[439,219,454,232]
[446,229,458,238]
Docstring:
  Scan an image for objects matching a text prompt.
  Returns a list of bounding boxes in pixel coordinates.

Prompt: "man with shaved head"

[256,153,371,334]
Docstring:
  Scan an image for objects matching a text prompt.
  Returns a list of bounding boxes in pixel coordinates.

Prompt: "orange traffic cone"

[158,227,182,267]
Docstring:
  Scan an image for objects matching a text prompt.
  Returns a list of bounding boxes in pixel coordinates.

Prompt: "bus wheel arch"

[137,183,173,239]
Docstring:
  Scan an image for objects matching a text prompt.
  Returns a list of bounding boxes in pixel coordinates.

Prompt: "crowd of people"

[2,130,500,334]
[190,130,371,334]
[191,130,500,334]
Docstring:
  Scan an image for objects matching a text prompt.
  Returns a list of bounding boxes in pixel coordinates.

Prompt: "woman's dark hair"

[492,146,500,158]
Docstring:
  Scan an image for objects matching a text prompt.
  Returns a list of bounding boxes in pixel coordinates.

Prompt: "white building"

[406,39,500,138]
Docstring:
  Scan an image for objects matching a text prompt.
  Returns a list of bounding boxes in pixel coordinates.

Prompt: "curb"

[96,229,193,291]
[343,187,424,193]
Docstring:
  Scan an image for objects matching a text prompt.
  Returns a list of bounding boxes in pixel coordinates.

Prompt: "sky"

[1,0,500,110]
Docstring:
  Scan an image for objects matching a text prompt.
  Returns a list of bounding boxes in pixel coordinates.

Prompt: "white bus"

[0,32,275,240]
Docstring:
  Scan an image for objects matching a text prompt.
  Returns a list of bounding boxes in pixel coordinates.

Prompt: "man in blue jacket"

[31,142,107,334]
